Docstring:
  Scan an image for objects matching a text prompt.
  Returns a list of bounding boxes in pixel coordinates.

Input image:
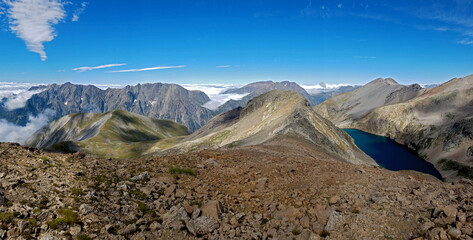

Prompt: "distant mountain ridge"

[216,81,320,113]
[0,82,214,132]
[314,78,425,127]
[1,81,355,134]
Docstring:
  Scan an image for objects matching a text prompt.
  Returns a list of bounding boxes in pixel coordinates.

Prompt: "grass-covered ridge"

[30,110,190,159]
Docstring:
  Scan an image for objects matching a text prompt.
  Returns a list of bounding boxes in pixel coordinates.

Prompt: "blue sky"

[1,0,473,85]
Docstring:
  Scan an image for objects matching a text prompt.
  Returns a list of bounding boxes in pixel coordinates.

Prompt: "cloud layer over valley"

[0,109,55,144]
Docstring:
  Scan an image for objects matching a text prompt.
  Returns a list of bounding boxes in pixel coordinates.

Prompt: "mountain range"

[28,90,374,166]
[0,80,355,133]
[2,77,473,239]
[1,82,213,132]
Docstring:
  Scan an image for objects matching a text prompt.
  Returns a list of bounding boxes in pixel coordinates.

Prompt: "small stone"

[118,224,137,235]
[186,216,220,236]
[256,178,268,190]
[164,184,176,197]
[79,204,93,215]
[434,205,458,225]
[329,196,340,205]
[448,228,461,239]
[183,201,195,215]
[370,196,387,204]
[205,158,219,166]
[230,213,245,226]
[300,216,310,228]
[201,200,222,220]
[191,208,201,219]
[130,172,150,181]
[149,222,161,231]
[325,210,344,232]
[175,189,186,198]
[0,192,6,206]
[69,224,82,236]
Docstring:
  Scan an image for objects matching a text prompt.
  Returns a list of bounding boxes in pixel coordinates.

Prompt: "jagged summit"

[0,82,213,132]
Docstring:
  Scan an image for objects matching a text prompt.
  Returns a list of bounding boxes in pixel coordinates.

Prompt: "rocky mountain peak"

[369,77,399,86]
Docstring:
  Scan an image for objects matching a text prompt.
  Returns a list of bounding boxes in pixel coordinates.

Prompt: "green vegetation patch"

[47,208,79,229]
[77,234,93,240]
[28,218,37,227]
[0,212,14,224]
[130,190,148,200]
[71,188,84,196]
[137,201,151,213]
[169,167,195,176]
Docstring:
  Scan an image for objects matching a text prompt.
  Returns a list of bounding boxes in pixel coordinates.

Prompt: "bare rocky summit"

[1,141,472,239]
[314,78,425,127]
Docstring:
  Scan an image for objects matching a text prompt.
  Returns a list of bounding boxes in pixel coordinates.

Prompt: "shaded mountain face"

[314,78,425,127]
[26,110,189,158]
[351,74,473,181]
[0,82,214,132]
[154,90,375,166]
[216,81,318,113]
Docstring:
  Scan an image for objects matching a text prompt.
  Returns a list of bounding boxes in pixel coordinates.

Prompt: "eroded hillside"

[0,141,472,239]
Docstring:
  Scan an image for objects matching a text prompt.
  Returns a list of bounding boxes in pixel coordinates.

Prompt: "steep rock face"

[385,84,424,105]
[314,78,424,127]
[155,90,375,166]
[0,82,214,132]
[27,110,189,158]
[353,74,473,180]
[216,81,318,113]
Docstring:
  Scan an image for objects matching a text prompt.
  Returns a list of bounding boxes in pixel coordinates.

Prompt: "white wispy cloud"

[72,63,127,72]
[301,83,354,94]
[5,88,45,110]
[337,3,343,8]
[0,82,46,110]
[107,65,186,73]
[4,0,66,61]
[457,39,473,45]
[72,2,87,22]
[354,56,377,59]
[216,65,231,68]
[181,84,246,110]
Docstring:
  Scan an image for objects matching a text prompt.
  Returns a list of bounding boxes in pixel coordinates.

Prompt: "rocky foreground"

[1,141,473,240]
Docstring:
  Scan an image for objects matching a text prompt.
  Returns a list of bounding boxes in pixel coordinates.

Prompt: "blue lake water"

[343,128,443,180]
